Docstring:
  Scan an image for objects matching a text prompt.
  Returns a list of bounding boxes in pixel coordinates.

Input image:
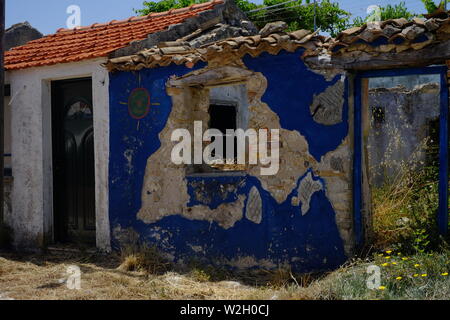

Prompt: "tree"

[135,0,350,37]
[352,2,417,27]
[248,0,350,36]
[135,0,258,16]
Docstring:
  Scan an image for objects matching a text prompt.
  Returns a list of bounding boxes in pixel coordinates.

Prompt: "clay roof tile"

[5,0,223,70]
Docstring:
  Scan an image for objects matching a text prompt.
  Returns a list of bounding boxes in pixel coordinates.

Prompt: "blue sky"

[6,0,428,35]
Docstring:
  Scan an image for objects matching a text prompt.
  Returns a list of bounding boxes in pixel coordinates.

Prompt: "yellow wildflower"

[442,273,449,276]
[378,286,386,290]
[414,264,420,268]
[381,263,389,267]
[413,274,419,277]
[421,274,427,277]
[402,257,408,261]
[386,251,392,254]
[385,256,391,260]
[392,262,397,265]
[396,276,402,280]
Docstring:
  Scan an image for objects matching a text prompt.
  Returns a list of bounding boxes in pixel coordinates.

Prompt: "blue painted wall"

[109,49,350,272]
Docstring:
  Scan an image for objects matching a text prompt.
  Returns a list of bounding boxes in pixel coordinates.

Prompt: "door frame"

[36,59,111,251]
[353,66,449,247]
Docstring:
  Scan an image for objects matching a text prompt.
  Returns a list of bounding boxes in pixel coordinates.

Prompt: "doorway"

[354,67,449,247]
[51,78,96,246]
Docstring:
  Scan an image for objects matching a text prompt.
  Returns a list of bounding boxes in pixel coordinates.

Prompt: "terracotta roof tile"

[330,11,450,54]
[105,29,325,71]
[106,12,450,72]
[5,0,223,70]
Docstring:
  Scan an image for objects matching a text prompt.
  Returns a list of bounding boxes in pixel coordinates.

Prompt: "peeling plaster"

[187,194,247,229]
[304,53,344,81]
[137,67,321,226]
[310,76,345,125]
[246,186,262,224]
[133,61,353,256]
[316,137,354,255]
[109,50,352,271]
[297,172,324,216]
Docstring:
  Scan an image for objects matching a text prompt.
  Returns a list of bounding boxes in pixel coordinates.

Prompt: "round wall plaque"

[128,88,150,120]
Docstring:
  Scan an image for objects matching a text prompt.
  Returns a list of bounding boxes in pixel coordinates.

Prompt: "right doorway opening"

[360,70,448,250]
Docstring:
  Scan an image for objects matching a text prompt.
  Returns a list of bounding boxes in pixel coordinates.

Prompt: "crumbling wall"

[367,83,440,187]
[109,49,352,272]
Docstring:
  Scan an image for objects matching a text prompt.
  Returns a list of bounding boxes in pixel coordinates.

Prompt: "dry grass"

[371,160,439,249]
[0,250,320,300]
[2,249,449,300]
[371,168,421,247]
[118,245,171,274]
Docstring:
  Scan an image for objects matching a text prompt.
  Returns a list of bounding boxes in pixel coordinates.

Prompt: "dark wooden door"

[52,78,96,245]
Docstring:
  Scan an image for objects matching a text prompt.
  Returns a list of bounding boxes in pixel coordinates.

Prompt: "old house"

[3,0,450,272]
[3,0,254,250]
[103,12,450,271]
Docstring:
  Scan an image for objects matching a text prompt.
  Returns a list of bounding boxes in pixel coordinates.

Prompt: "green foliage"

[319,250,450,300]
[380,2,416,20]
[234,0,259,13]
[352,2,417,27]
[412,228,431,253]
[371,166,440,253]
[249,0,350,36]
[135,0,258,15]
[135,0,351,37]
[371,128,444,254]
[421,0,446,14]
[136,0,201,15]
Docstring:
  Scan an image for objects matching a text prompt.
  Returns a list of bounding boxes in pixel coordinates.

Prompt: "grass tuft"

[118,244,171,275]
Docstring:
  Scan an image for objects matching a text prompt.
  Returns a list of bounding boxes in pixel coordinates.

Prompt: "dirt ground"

[0,250,318,300]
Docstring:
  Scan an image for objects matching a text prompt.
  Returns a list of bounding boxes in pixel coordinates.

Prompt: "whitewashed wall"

[6,58,110,251]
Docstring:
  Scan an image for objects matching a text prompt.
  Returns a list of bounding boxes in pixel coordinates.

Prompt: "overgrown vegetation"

[135,0,443,36]
[370,133,446,254]
[421,0,447,14]
[371,163,440,252]
[315,250,450,300]
[352,2,417,27]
